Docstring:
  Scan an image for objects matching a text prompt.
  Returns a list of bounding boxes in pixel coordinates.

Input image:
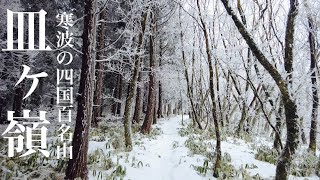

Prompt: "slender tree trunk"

[112,75,121,116]
[220,1,300,179]
[152,72,158,125]
[111,75,119,115]
[124,10,148,150]
[157,40,163,118]
[254,62,283,151]
[92,9,106,127]
[215,59,224,127]
[235,0,250,137]
[65,0,97,178]
[0,98,3,124]
[116,75,123,116]
[133,72,143,124]
[196,0,221,177]
[237,101,247,136]
[157,81,163,118]
[179,6,202,129]
[307,14,319,154]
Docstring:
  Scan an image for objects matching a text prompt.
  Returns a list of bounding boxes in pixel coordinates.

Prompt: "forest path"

[123,115,207,180]
[88,115,318,180]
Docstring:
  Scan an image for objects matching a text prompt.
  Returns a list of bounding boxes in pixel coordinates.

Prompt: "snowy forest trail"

[114,116,318,180]
[122,116,207,180]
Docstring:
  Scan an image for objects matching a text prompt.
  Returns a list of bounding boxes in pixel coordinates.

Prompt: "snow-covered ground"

[86,115,319,180]
[0,115,317,179]
[115,117,207,180]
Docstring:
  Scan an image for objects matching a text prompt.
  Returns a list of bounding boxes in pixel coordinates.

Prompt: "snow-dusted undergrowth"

[0,115,319,179]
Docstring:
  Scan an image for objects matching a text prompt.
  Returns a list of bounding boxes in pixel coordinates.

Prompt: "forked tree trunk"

[65,0,97,178]
[92,9,106,127]
[220,1,300,179]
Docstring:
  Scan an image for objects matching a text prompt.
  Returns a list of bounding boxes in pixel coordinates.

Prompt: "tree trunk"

[0,98,3,123]
[123,10,148,150]
[307,14,318,154]
[133,72,143,124]
[220,1,300,179]
[157,81,163,118]
[157,40,163,118]
[196,0,221,177]
[141,20,156,134]
[92,9,106,127]
[13,86,24,117]
[111,75,119,115]
[65,0,97,179]
[112,75,124,116]
[236,101,247,136]
[153,102,157,124]
[274,100,283,152]
[116,75,123,116]
[179,6,202,129]
[153,76,158,125]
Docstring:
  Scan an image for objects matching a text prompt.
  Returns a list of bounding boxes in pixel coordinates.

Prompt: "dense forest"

[0,0,319,179]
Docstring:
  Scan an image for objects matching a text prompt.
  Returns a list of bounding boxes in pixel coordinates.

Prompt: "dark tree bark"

[220,1,300,179]
[153,99,157,124]
[157,40,164,118]
[0,98,3,123]
[116,75,123,115]
[13,86,24,117]
[65,0,97,179]
[112,75,124,116]
[92,9,106,127]
[133,72,143,124]
[153,74,158,125]
[141,18,156,134]
[157,81,163,118]
[307,15,318,154]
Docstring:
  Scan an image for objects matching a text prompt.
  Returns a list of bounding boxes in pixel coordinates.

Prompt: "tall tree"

[123,6,149,149]
[307,11,318,154]
[141,10,156,134]
[196,0,221,177]
[92,8,107,127]
[65,0,97,178]
[220,0,300,179]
